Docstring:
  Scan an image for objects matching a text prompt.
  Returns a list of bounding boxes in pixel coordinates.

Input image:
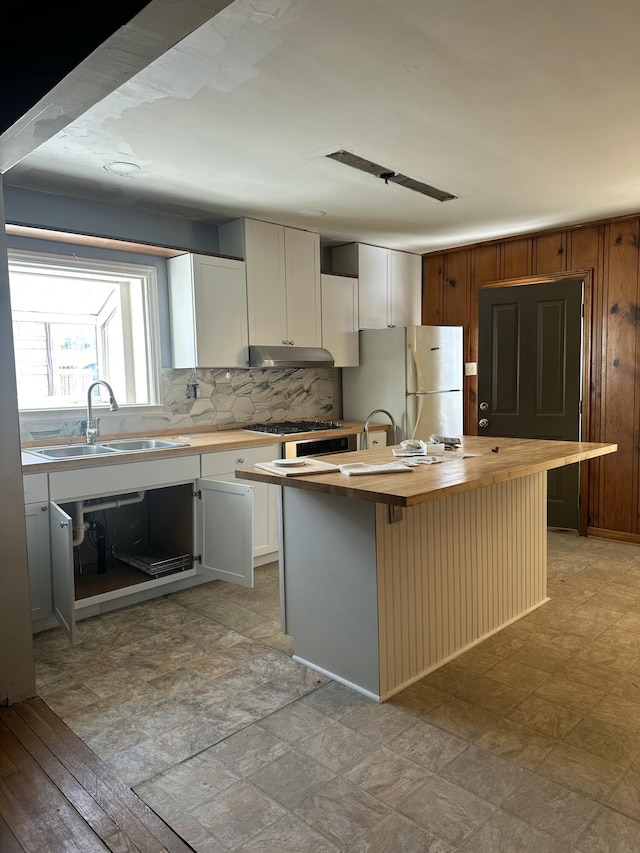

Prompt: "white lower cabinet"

[197,478,254,586]
[358,430,388,450]
[47,454,256,643]
[201,444,279,564]
[50,500,75,640]
[25,502,52,622]
[24,474,52,625]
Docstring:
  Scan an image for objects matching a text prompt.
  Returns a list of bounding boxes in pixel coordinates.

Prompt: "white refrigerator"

[342,326,464,441]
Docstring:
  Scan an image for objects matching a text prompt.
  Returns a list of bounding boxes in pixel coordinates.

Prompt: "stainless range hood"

[249,345,335,368]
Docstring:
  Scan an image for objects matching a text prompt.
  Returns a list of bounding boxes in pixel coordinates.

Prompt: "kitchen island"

[237,436,617,701]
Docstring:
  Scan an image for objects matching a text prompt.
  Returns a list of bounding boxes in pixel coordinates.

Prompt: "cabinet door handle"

[236,457,245,464]
[59,520,69,528]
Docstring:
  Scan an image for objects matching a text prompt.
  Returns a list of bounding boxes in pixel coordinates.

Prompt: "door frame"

[479,269,593,535]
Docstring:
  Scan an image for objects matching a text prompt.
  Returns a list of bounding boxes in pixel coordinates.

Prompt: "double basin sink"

[25,438,188,461]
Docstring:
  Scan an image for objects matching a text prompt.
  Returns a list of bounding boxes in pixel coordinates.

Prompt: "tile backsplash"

[20,367,338,442]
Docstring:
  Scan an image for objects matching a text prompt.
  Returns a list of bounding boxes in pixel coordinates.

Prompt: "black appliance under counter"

[243,420,345,436]
[243,420,358,457]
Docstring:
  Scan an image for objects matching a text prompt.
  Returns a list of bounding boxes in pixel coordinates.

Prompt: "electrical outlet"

[186,383,199,399]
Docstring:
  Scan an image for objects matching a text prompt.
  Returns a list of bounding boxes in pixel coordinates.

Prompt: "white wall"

[0,177,36,703]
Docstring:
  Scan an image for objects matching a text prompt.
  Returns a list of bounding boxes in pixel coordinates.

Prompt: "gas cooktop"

[244,420,343,435]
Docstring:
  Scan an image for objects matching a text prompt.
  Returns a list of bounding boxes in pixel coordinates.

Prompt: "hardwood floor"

[0,697,194,852]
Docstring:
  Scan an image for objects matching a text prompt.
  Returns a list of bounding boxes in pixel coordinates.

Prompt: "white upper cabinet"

[283,226,322,347]
[356,244,388,329]
[388,249,422,327]
[242,219,285,347]
[321,273,359,367]
[220,218,321,348]
[332,243,421,329]
[168,253,249,368]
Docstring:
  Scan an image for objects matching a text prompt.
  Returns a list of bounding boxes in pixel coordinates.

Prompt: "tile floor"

[34,530,640,852]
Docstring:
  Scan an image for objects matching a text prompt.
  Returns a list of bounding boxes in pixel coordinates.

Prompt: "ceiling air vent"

[326,150,457,203]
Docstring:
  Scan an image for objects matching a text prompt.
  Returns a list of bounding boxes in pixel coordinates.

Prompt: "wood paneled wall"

[422,215,640,542]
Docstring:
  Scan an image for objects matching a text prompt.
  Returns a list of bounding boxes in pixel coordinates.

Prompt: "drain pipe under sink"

[72,492,146,547]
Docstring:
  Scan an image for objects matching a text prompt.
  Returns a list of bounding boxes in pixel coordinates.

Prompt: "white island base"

[280,471,548,701]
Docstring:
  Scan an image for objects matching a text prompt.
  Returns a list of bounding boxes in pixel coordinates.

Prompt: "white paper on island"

[253,458,341,477]
[339,462,414,476]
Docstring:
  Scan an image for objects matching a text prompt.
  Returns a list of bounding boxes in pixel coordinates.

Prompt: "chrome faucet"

[363,408,397,449]
[86,381,119,444]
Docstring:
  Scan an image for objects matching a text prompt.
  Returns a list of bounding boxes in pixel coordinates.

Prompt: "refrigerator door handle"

[406,392,421,440]
[408,342,424,394]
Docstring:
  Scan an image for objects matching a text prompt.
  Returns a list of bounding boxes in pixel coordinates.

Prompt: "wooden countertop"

[21,421,372,474]
[236,436,618,507]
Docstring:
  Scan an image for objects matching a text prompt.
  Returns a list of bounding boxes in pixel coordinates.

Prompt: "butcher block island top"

[237,436,617,702]
[235,435,617,505]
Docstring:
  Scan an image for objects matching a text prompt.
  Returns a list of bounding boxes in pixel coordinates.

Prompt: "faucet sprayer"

[86,380,119,444]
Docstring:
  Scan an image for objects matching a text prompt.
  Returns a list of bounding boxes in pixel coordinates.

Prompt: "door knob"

[479,401,489,411]
[478,418,489,428]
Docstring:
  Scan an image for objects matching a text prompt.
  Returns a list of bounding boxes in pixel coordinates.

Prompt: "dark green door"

[478,279,583,529]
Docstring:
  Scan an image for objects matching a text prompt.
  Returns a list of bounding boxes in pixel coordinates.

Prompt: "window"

[9,250,161,411]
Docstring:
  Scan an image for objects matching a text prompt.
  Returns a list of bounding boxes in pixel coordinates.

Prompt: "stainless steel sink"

[24,437,188,460]
[25,444,120,460]
[101,438,188,451]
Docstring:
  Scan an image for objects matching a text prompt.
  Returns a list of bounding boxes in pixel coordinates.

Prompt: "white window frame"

[8,249,163,415]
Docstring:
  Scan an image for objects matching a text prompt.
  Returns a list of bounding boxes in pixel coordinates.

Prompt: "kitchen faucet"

[85,380,119,444]
[363,408,397,449]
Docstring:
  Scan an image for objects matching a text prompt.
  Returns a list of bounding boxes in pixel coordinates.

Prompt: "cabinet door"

[201,444,279,559]
[358,244,390,329]
[169,254,249,368]
[25,503,52,621]
[193,256,248,367]
[285,228,321,347]
[210,472,277,558]
[253,478,278,558]
[50,501,76,644]
[197,478,254,587]
[321,274,359,367]
[389,251,422,327]
[245,219,287,346]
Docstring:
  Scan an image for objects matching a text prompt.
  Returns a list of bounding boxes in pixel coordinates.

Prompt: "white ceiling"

[5,0,640,253]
